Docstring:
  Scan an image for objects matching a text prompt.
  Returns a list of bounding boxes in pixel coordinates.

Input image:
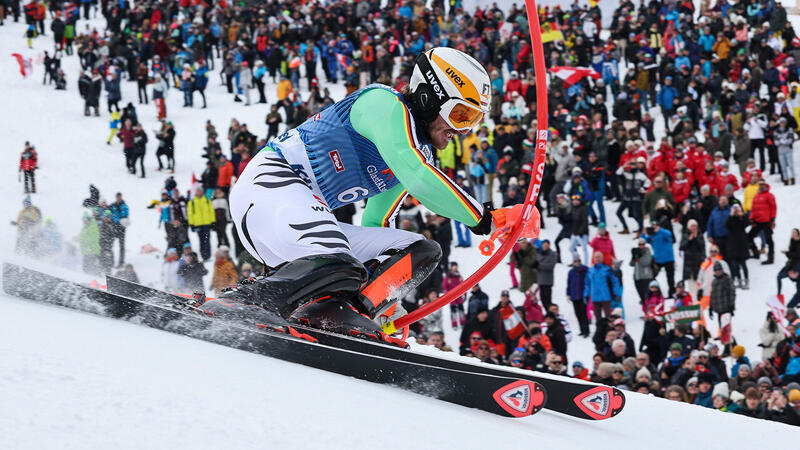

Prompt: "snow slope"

[0,11,799,448]
[0,293,794,450]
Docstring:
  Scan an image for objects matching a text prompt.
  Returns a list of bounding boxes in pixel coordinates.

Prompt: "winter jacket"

[511,245,538,292]
[110,201,129,225]
[162,259,181,291]
[105,76,121,101]
[78,220,100,256]
[590,234,616,266]
[583,263,622,303]
[750,187,776,224]
[643,291,665,314]
[442,272,465,305]
[566,264,588,300]
[536,248,558,286]
[679,234,706,274]
[706,205,731,238]
[643,228,674,264]
[694,389,713,408]
[630,246,654,280]
[179,261,208,293]
[724,215,750,261]
[19,148,37,171]
[570,204,590,236]
[186,195,215,227]
[759,322,784,360]
[709,273,735,316]
[642,188,675,218]
[466,288,489,320]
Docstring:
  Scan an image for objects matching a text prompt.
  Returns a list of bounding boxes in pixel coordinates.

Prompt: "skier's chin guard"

[355,239,442,319]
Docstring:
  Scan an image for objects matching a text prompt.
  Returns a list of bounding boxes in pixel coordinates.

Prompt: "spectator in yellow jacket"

[277,75,293,101]
[187,187,216,261]
[742,175,759,214]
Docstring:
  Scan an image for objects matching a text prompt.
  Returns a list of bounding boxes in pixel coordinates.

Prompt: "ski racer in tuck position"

[214,48,539,339]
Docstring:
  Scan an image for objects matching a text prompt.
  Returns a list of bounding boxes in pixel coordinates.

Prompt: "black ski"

[105,276,626,420]
[2,263,546,418]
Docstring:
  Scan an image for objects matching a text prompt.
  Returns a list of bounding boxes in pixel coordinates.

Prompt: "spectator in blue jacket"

[706,196,732,259]
[642,221,676,296]
[657,76,679,116]
[110,192,129,267]
[584,252,622,324]
[466,284,489,322]
[566,253,590,337]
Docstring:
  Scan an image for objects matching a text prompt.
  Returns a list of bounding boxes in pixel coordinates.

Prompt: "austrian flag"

[549,66,600,87]
[500,304,525,340]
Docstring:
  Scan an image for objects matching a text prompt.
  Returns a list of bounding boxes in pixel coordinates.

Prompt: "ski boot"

[291,240,441,347]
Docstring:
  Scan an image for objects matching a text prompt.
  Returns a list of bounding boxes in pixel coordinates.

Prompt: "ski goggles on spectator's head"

[439,99,484,131]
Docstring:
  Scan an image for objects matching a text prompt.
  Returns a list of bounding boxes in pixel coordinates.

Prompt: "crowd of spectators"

[6,0,800,425]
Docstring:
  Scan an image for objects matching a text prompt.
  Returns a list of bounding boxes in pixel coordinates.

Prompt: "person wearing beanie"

[712,382,738,412]
[789,389,800,405]
[695,372,715,408]
[572,361,590,381]
[730,345,751,380]
[782,343,800,384]
[730,363,755,392]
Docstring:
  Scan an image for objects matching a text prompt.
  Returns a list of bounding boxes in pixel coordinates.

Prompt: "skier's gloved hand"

[468,202,496,235]
[490,204,541,239]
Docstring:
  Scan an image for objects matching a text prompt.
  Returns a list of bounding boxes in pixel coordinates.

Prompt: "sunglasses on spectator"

[477,345,490,350]
[471,336,481,341]
[687,383,698,387]
[614,370,624,374]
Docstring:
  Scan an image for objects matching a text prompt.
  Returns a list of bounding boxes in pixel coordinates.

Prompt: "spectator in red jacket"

[117,120,136,174]
[19,142,38,194]
[237,149,252,177]
[748,179,777,264]
[715,161,739,194]
[697,160,721,196]
[741,159,763,188]
[216,154,235,194]
[671,170,691,205]
[647,145,673,180]
[504,70,523,101]
[590,224,616,266]
[689,146,713,177]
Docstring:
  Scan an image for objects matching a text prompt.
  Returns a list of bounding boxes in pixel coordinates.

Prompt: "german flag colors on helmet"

[410,47,491,131]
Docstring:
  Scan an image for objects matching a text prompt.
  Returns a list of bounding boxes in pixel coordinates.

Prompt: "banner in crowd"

[540,22,564,43]
[549,66,600,87]
[766,295,792,336]
[663,305,703,325]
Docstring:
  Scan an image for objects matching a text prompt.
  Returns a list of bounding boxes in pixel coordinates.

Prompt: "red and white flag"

[549,66,600,87]
[11,53,33,78]
[499,304,525,340]
[335,53,350,70]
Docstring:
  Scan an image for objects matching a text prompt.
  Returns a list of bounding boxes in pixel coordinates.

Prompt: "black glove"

[468,202,495,236]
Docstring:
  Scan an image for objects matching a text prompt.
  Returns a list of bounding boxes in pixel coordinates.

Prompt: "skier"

[225,48,539,336]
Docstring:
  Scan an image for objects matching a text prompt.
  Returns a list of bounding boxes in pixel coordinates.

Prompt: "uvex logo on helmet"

[445,67,465,88]
[425,70,445,99]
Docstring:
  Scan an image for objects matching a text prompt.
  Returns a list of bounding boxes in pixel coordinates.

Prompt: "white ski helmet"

[409,47,491,131]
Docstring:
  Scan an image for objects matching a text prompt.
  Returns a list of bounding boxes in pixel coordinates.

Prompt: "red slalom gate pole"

[383,0,550,335]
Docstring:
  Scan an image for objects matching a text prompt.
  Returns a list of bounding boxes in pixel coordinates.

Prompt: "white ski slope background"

[0,12,798,450]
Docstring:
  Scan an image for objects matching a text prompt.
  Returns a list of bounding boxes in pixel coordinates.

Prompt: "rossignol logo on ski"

[573,386,625,420]
[492,380,545,417]
[329,150,345,172]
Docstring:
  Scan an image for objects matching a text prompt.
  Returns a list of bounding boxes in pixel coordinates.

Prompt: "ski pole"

[384,0,550,334]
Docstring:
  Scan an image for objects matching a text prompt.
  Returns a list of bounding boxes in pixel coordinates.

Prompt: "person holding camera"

[642,220,676,297]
